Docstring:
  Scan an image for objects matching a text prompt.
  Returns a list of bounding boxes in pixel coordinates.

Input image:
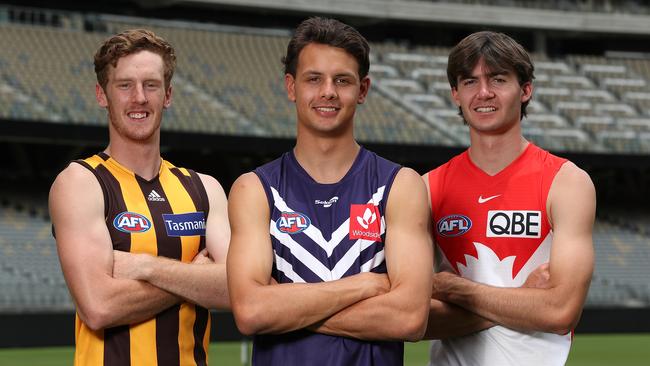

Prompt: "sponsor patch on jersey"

[349,204,382,242]
[486,210,541,238]
[437,214,472,237]
[113,211,151,233]
[162,212,206,237]
[276,212,311,234]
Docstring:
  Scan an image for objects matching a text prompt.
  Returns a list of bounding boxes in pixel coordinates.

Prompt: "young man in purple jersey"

[227,17,432,365]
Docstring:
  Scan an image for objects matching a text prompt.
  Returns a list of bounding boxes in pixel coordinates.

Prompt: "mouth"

[128,111,149,120]
[474,106,497,113]
[314,106,339,112]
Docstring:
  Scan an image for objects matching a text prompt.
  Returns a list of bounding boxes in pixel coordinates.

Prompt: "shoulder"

[388,168,428,205]
[548,161,596,223]
[229,172,266,202]
[49,162,105,222]
[50,162,100,199]
[197,173,226,196]
[552,161,594,191]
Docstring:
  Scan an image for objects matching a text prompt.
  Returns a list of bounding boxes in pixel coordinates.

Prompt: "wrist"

[137,253,156,281]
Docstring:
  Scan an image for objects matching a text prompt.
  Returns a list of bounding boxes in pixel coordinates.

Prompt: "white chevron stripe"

[270,186,386,257]
[274,251,306,283]
[331,216,387,279]
[361,249,386,273]
[270,220,332,281]
[269,185,389,282]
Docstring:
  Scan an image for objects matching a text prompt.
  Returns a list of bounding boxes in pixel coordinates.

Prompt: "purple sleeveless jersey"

[252,147,403,366]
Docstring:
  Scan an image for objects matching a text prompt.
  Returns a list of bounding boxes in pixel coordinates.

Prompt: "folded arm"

[50,163,178,331]
[309,168,434,341]
[227,172,389,336]
[112,173,231,309]
[432,163,595,334]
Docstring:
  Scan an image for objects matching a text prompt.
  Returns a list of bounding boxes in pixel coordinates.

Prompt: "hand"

[192,248,214,265]
[358,272,390,298]
[431,271,459,301]
[522,263,551,289]
[112,250,148,280]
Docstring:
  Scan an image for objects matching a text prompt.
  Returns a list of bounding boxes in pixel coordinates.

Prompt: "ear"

[96,83,108,108]
[357,76,371,104]
[285,73,296,102]
[163,85,173,109]
[520,81,532,103]
[451,87,460,107]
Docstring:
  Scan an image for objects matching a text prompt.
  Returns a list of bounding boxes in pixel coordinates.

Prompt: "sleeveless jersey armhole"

[71,159,110,220]
[253,170,274,214]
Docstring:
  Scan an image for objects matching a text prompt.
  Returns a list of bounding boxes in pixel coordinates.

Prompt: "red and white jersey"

[427,143,572,366]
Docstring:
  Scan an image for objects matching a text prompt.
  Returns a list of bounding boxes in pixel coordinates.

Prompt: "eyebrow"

[301,70,356,78]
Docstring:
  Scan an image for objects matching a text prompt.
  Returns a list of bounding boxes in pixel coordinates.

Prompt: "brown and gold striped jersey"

[74,152,211,366]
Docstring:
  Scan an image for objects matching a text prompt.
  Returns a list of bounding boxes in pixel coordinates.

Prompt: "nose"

[477,79,494,99]
[320,79,337,100]
[132,84,147,104]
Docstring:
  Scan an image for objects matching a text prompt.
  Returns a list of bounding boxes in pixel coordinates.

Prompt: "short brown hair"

[282,17,370,79]
[94,29,176,90]
[447,31,535,119]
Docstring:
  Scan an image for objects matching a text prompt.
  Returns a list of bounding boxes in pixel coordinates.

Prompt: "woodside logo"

[349,204,382,242]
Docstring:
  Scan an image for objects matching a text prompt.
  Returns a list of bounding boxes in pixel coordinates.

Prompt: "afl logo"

[276,212,311,234]
[113,211,151,233]
[437,214,472,237]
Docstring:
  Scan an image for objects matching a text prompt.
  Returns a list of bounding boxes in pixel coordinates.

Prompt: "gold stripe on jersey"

[75,314,103,366]
[104,158,160,366]
[159,163,199,365]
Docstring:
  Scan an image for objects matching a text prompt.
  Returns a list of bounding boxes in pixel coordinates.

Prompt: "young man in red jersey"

[423,31,595,365]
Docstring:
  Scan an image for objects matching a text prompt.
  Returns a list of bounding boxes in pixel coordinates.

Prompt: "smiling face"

[451,58,532,135]
[285,43,370,137]
[96,50,172,143]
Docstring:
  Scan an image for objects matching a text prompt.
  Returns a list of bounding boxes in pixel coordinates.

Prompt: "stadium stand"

[0,196,71,312]
[3,9,650,152]
[0,5,649,314]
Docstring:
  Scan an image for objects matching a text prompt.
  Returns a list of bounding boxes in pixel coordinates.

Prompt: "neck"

[106,132,161,180]
[294,134,360,184]
[467,124,528,176]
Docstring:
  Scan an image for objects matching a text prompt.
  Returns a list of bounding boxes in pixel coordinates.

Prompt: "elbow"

[78,304,113,331]
[544,308,581,335]
[398,307,429,342]
[232,301,266,336]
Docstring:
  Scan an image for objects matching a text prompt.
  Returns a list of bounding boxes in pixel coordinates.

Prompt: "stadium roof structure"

[134,0,650,35]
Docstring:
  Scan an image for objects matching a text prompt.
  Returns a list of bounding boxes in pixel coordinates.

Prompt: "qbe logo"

[349,204,382,242]
[437,214,472,237]
[113,211,151,233]
[276,212,311,234]
[486,210,541,238]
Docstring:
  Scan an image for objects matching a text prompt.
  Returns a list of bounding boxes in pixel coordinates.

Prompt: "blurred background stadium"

[0,0,649,365]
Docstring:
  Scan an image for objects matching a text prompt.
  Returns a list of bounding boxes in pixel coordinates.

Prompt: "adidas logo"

[147,190,166,202]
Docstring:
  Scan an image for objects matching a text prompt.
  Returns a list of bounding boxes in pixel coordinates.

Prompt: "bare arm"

[424,263,551,339]
[432,163,595,334]
[112,173,230,309]
[309,168,433,341]
[420,172,493,339]
[226,172,389,336]
[50,164,179,331]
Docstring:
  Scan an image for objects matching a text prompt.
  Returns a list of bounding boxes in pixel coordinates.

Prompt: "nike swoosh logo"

[478,194,501,204]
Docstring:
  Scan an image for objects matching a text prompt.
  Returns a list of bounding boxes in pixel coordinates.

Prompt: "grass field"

[1,334,649,365]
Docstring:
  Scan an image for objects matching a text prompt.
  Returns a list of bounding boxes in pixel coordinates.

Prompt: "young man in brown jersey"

[49,29,230,365]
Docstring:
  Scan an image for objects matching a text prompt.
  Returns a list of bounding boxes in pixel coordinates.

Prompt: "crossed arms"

[227,168,433,341]
[49,163,230,331]
[423,162,596,339]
